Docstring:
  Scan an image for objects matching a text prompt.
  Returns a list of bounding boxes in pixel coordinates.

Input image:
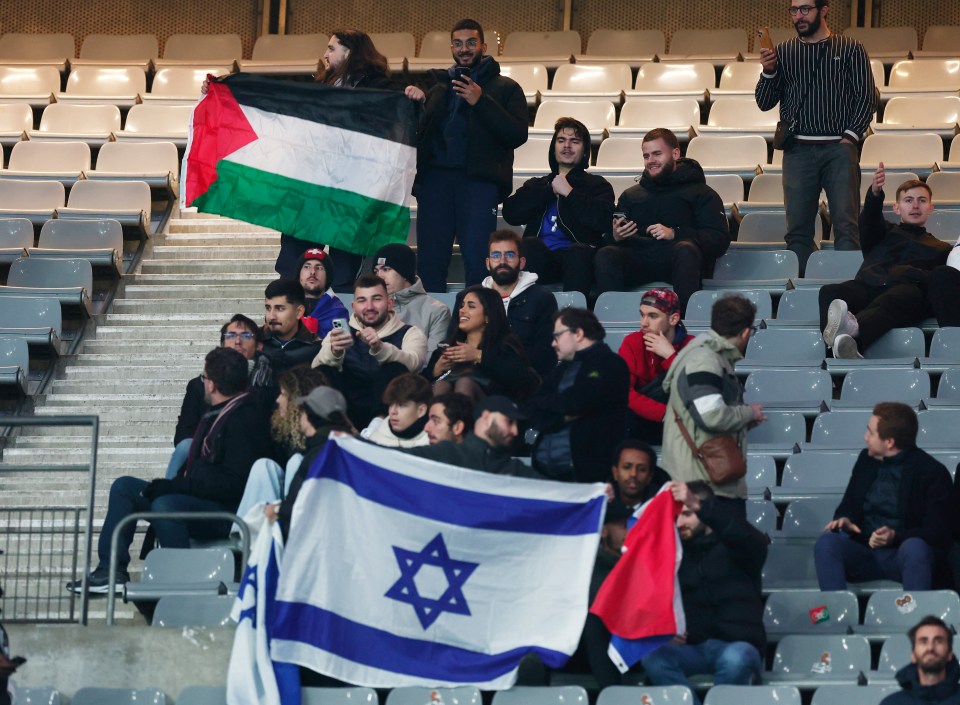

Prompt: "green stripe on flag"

[193,160,410,257]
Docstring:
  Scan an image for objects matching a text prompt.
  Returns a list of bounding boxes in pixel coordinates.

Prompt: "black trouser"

[594,239,704,315]
[520,238,596,298]
[327,247,365,293]
[584,613,628,688]
[928,265,960,327]
[275,233,314,279]
[818,279,929,351]
[320,361,408,429]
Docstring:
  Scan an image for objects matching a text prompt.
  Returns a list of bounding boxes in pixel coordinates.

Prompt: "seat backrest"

[0,218,34,248]
[888,60,960,89]
[503,31,582,57]
[553,291,587,309]
[844,26,918,53]
[883,95,960,126]
[175,685,228,705]
[864,327,925,359]
[162,33,242,61]
[66,179,151,212]
[746,173,784,203]
[594,291,643,326]
[928,327,960,359]
[857,171,919,204]
[121,104,193,134]
[150,67,227,97]
[763,589,858,633]
[771,635,871,678]
[0,295,63,334]
[925,171,960,199]
[925,210,960,241]
[705,173,745,204]
[952,134,960,161]
[747,410,805,445]
[0,65,61,96]
[368,32,415,59]
[142,547,234,584]
[0,33,74,61]
[685,289,772,323]
[738,212,822,245]
[585,29,665,56]
[38,218,123,250]
[419,30,454,59]
[634,62,715,91]
[152,595,234,627]
[710,249,800,280]
[747,498,777,533]
[707,97,778,128]
[762,542,820,588]
[704,685,801,705]
[877,634,913,676]
[491,686,588,705]
[386,686,482,705]
[860,133,945,167]
[71,688,167,705]
[780,497,840,537]
[7,256,93,291]
[687,135,769,167]
[0,179,65,210]
[597,685,692,705]
[8,140,91,173]
[0,337,29,372]
[551,63,632,93]
[840,368,929,404]
[811,685,900,705]
[718,62,763,90]
[9,687,63,705]
[803,250,864,280]
[63,66,146,96]
[746,327,825,361]
[0,103,33,133]
[596,137,644,168]
[79,33,158,61]
[38,103,121,134]
[747,453,777,490]
[743,368,831,405]
[94,141,179,174]
[780,451,856,491]
[533,99,616,131]
[251,33,325,61]
[775,288,820,321]
[810,410,873,446]
[668,29,748,56]
[512,137,551,170]
[863,589,960,629]
[923,26,960,52]
[499,63,549,94]
[619,97,701,128]
[302,687,379,705]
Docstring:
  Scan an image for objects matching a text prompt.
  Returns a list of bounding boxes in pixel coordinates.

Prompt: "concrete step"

[122,284,265,300]
[111,298,262,314]
[95,317,260,330]
[44,380,185,394]
[11,433,171,447]
[72,353,206,366]
[168,220,277,234]
[17,424,173,439]
[61,366,196,381]
[162,233,280,246]
[132,273,277,285]
[35,407,180,420]
[80,339,221,354]
[3,447,171,462]
[28,394,181,406]
[139,259,275,275]
[151,245,279,259]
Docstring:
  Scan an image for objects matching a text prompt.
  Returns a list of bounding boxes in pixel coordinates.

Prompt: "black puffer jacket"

[883,659,960,704]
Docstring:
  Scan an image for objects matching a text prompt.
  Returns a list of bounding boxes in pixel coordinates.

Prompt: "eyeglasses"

[451,39,480,49]
[788,5,817,16]
[488,252,518,262]
[223,332,256,341]
[199,373,208,382]
[750,325,759,334]
[552,328,573,340]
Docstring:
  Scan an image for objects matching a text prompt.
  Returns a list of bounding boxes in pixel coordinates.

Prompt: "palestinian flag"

[182,73,418,257]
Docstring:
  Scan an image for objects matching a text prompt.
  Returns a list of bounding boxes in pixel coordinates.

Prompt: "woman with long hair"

[426,285,537,403]
[320,29,392,89]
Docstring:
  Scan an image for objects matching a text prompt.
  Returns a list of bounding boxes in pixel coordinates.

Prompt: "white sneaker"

[833,333,863,359]
[823,299,860,348]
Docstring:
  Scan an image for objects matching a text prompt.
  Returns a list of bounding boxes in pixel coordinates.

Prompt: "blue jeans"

[416,168,499,292]
[97,476,230,571]
[642,639,761,705]
[164,439,192,479]
[782,141,861,273]
[814,530,934,590]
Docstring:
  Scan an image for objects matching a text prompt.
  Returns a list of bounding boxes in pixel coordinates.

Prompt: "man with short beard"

[882,616,960,705]
[262,278,320,376]
[594,128,729,314]
[297,248,348,338]
[756,0,877,273]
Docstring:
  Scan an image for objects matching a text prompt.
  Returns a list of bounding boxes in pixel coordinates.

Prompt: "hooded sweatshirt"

[391,277,452,354]
[883,659,960,704]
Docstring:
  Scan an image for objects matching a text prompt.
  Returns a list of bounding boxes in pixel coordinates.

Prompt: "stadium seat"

[732,173,786,221]
[1,256,92,317]
[28,103,121,145]
[843,27,917,62]
[604,329,631,355]
[579,30,665,67]
[747,498,777,533]
[112,104,193,146]
[764,590,858,638]
[176,685,227,705]
[738,328,825,374]
[859,133,943,178]
[917,409,960,449]
[55,179,151,239]
[0,33,74,71]
[597,686,692,705]
[702,249,799,291]
[157,33,243,67]
[747,411,806,459]
[857,172,919,208]
[773,451,855,502]
[804,410,873,451]
[386,686,481,705]
[763,542,821,591]
[71,688,167,705]
[513,137,552,172]
[492,686,588,705]
[29,218,123,275]
[767,635,871,686]
[55,66,145,107]
[734,212,823,249]
[608,98,700,141]
[661,29,748,65]
[927,367,960,408]
[499,64,548,107]
[151,594,234,627]
[595,291,644,329]
[924,208,960,237]
[0,103,32,147]
[872,96,960,139]
[369,32,416,63]
[795,250,864,288]
[531,99,616,140]
[743,368,832,415]
[705,174,745,216]
[825,327,924,375]
[709,62,764,98]
[1,141,91,186]
[542,63,632,102]
[685,289,773,324]
[925,171,960,205]
[502,31,581,65]
[595,137,644,170]
[0,336,29,397]
[835,369,929,408]
[0,217,33,263]
[124,547,236,602]
[697,97,779,139]
[302,688,379,705]
[73,33,158,71]
[85,141,179,196]
[0,65,61,109]
[747,454,777,497]
[869,635,911,685]
[628,62,715,101]
[0,295,62,353]
[238,33,326,74]
[142,67,232,105]
[810,684,899,705]
[0,179,64,223]
[9,687,62,705]
[778,497,840,539]
[770,288,820,327]
[882,60,960,101]
[856,590,960,639]
[921,327,960,372]
[705,685,801,705]
[685,135,768,180]
[418,30,457,59]
[553,291,586,309]
[915,25,960,57]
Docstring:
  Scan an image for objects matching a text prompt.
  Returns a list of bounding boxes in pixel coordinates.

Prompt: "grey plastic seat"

[85,141,179,196]
[152,594,235,627]
[764,590,858,638]
[302,688,379,705]
[826,327,925,374]
[743,368,832,415]
[55,179,151,239]
[739,328,825,374]
[553,291,587,309]
[598,686,693,705]
[705,685,801,705]
[796,250,865,288]
[733,212,822,249]
[835,369,929,409]
[917,409,960,449]
[770,288,820,327]
[856,590,960,639]
[386,686,481,705]
[869,635,911,685]
[811,684,900,705]
[175,686,227,705]
[928,367,960,408]
[772,451,856,502]
[763,542,820,591]
[921,327,960,372]
[30,218,123,274]
[124,547,235,602]
[0,295,63,353]
[767,635,871,686]
[491,686,588,705]
[71,688,167,705]
[702,249,799,291]
[1,141,91,187]
[685,289,772,324]
[12,687,62,705]
[779,497,839,538]
[595,291,645,329]
[685,135,768,181]
[804,410,873,451]
[0,217,33,263]
[605,329,631,355]
[747,498,777,534]
[930,451,960,476]
[747,453,777,497]
[0,336,29,396]
[747,411,806,459]
[2,257,92,317]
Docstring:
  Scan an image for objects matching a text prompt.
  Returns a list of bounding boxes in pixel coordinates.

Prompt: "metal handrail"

[0,414,99,624]
[106,510,250,625]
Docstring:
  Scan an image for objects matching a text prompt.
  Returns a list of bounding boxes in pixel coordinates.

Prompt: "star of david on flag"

[268,436,607,689]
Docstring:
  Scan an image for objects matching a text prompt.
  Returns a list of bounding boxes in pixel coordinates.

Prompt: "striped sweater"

[755,33,877,142]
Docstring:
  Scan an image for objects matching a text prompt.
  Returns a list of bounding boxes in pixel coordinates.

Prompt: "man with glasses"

[412,18,529,292]
[755,0,877,274]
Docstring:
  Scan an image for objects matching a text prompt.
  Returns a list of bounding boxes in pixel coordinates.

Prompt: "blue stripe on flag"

[306,442,604,536]
[272,600,572,681]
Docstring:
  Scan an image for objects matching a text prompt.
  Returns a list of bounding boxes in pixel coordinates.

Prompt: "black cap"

[474,395,527,421]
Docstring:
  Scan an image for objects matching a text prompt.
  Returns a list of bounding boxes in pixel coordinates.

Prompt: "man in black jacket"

[413,19,528,291]
[594,128,730,314]
[882,616,960,705]
[261,278,321,375]
[67,348,272,593]
[641,481,767,700]
[525,307,629,483]
[502,117,615,297]
[821,164,951,359]
[814,402,952,591]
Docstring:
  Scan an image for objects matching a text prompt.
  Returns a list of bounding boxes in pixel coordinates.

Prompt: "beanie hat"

[373,244,417,285]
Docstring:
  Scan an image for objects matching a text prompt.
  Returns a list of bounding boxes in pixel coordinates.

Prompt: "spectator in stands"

[611,439,672,510]
[619,288,696,444]
[641,481,768,701]
[881,616,960,705]
[662,295,766,509]
[756,0,877,273]
[372,243,451,355]
[928,241,960,328]
[411,19,529,291]
[426,285,536,404]
[312,274,427,428]
[594,128,730,314]
[502,117,615,297]
[68,348,272,593]
[169,314,274,478]
[424,393,474,445]
[525,307,629,482]
[814,402,952,591]
[361,373,431,448]
[297,248,348,339]
[480,229,559,377]
[821,165,951,359]
[0,617,23,705]
[262,279,321,376]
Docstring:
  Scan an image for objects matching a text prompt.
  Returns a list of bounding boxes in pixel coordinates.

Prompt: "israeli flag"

[270,436,607,689]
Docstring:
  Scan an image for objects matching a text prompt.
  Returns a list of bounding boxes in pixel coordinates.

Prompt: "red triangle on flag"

[184,79,259,206]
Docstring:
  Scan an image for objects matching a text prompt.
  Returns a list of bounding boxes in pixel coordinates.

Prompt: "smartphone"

[758,27,774,52]
[437,342,450,349]
[613,212,627,222]
[452,67,470,82]
[331,318,348,331]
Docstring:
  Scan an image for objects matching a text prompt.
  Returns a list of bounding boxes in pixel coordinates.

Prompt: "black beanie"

[374,244,417,285]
